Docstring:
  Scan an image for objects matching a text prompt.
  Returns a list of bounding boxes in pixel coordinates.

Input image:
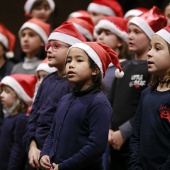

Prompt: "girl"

[108,6,167,170]
[39,42,124,170]
[22,21,86,170]
[24,0,55,24]
[0,74,37,170]
[11,17,50,74]
[129,24,170,170]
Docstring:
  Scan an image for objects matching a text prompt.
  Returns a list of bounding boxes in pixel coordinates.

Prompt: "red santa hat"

[0,24,16,58]
[36,57,57,73]
[87,0,123,17]
[68,10,90,18]
[1,74,37,106]
[24,0,55,15]
[67,15,94,41]
[128,6,167,39]
[94,16,128,43]
[124,7,149,19]
[68,42,124,78]
[156,25,170,44]
[48,21,86,45]
[19,17,50,43]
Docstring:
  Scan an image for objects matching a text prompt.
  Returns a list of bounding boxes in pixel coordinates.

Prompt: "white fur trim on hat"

[0,33,8,49]
[87,3,115,16]
[48,32,83,45]
[68,43,103,76]
[156,29,170,44]
[19,22,48,43]
[128,17,154,39]
[24,0,55,15]
[1,76,32,106]
[73,23,93,41]
[94,20,128,43]
[124,9,143,19]
[36,63,57,73]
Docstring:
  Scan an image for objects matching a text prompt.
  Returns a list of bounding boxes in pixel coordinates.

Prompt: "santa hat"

[19,17,50,43]
[1,74,37,106]
[0,24,16,58]
[94,16,128,43]
[24,0,55,15]
[124,7,149,19]
[36,57,57,73]
[156,25,170,44]
[67,15,94,41]
[68,10,90,18]
[48,21,86,45]
[68,42,124,78]
[128,6,167,39]
[87,0,123,17]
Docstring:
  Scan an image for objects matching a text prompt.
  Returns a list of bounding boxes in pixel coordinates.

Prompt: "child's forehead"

[48,40,69,45]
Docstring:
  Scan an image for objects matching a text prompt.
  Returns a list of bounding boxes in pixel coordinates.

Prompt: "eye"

[77,59,83,62]
[53,43,60,49]
[66,59,71,63]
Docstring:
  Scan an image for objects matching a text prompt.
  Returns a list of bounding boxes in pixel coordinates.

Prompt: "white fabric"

[124,9,142,19]
[156,29,170,44]
[36,63,57,73]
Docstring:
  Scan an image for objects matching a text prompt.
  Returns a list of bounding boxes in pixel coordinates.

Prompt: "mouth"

[147,61,154,68]
[129,42,134,46]
[48,56,55,60]
[67,71,75,76]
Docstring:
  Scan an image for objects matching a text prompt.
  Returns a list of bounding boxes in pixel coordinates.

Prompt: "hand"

[52,163,59,170]
[39,155,53,170]
[28,142,41,169]
[110,130,126,150]
[108,129,114,145]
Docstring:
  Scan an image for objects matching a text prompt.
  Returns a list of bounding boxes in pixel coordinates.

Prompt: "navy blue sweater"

[0,112,28,170]
[40,86,112,170]
[23,72,72,151]
[129,87,170,170]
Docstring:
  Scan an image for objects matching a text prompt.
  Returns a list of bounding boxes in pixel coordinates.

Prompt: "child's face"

[20,28,44,57]
[45,40,70,70]
[164,5,170,26]
[89,11,104,25]
[0,85,17,108]
[30,3,52,22]
[66,47,96,90]
[128,24,150,54]
[96,29,122,51]
[0,42,6,58]
[37,70,49,87]
[147,35,170,77]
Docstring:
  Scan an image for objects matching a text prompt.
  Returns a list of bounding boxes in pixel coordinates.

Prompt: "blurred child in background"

[11,17,50,74]
[0,74,37,170]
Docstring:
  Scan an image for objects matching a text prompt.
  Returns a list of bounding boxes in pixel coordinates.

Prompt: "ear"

[92,67,100,76]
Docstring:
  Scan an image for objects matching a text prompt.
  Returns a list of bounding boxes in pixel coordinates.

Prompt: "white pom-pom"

[6,51,14,58]
[115,68,124,78]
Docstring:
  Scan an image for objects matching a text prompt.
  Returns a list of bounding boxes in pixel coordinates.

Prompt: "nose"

[147,48,152,58]
[128,32,133,40]
[97,32,105,40]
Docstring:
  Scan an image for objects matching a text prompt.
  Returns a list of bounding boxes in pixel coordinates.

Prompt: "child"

[11,17,50,74]
[94,16,131,97]
[23,21,86,170]
[39,41,124,170]
[129,24,170,170]
[0,74,37,170]
[164,3,170,26]
[87,0,123,25]
[108,6,167,170]
[24,0,55,23]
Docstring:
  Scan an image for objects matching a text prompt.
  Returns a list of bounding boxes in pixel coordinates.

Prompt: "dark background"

[0,0,169,52]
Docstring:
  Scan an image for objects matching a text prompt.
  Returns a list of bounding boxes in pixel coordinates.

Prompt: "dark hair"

[30,0,50,12]
[88,56,105,91]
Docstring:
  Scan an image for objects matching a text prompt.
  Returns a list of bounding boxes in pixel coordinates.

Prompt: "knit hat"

[68,42,124,78]
[1,74,37,106]
[124,7,149,19]
[24,0,55,15]
[94,16,128,43]
[156,25,170,44]
[87,0,123,17]
[48,21,86,45]
[0,24,16,58]
[19,17,50,43]
[128,6,167,39]
[68,10,90,18]
[36,57,57,73]
[67,15,94,41]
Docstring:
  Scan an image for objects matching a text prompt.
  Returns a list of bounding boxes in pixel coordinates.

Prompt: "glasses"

[45,42,70,52]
